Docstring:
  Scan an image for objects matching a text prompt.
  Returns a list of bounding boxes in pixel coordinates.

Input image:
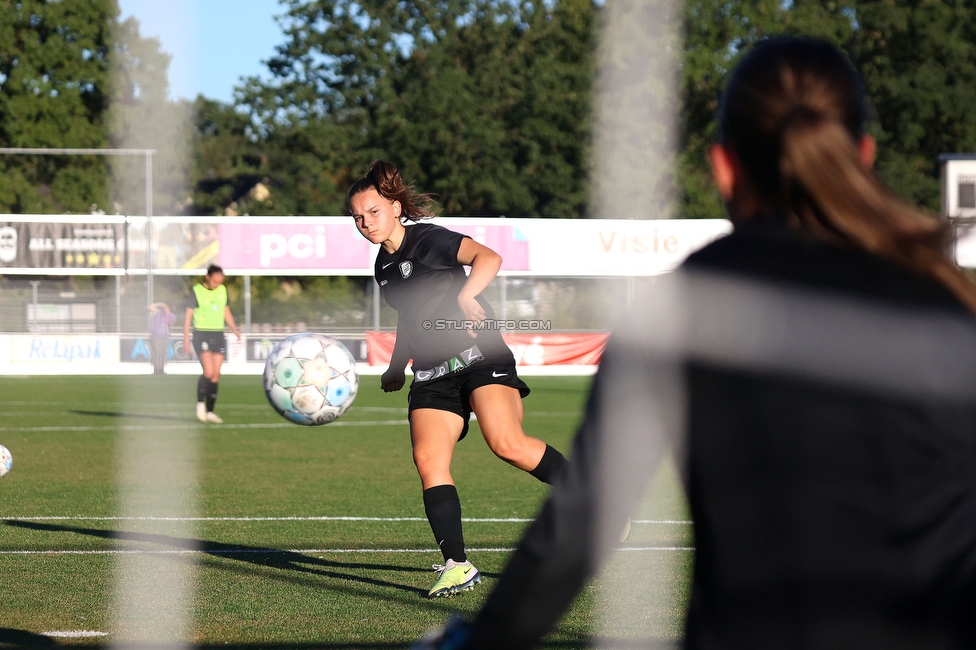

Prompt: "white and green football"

[263,333,359,425]
[0,444,12,477]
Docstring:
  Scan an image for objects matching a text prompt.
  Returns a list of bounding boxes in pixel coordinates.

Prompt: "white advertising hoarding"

[215,216,733,276]
[1,215,734,277]
[8,335,121,364]
[9,214,976,272]
[477,218,733,276]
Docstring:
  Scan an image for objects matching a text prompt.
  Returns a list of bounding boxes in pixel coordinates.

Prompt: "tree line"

[2,0,975,219]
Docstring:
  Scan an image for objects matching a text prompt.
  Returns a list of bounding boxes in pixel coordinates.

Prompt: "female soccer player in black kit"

[348,160,568,599]
[420,36,976,649]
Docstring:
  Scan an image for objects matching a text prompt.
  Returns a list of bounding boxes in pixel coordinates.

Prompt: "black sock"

[206,381,219,412]
[529,444,568,485]
[197,376,209,403]
[423,484,466,563]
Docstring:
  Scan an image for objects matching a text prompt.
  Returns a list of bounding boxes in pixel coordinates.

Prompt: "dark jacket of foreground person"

[465,220,976,649]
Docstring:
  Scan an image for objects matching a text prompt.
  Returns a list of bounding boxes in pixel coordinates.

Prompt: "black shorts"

[408,361,530,440]
[192,330,227,357]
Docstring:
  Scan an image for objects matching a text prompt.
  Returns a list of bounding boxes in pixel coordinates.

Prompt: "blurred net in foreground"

[110,8,200,647]
[589,0,684,643]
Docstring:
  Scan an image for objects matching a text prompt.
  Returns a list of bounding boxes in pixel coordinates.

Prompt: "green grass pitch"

[0,374,692,648]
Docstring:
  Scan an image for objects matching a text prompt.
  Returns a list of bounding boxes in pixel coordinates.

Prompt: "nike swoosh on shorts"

[492,371,507,377]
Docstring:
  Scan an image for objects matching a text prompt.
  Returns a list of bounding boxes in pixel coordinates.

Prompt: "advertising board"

[8,334,121,364]
[120,335,248,364]
[0,218,127,273]
[117,334,367,365]
[0,215,734,276]
[246,335,368,363]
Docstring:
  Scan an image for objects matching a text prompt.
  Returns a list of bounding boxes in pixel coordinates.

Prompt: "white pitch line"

[4,515,693,524]
[6,515,487,522]
[0,546,694,556]
[0,403,406,412]
[0,400,268,407]
[0,420,409,433]
[0,401,577,411]
[0,402,579,416]
[0,413,580,428]
[42,631,108,638]
[0,548,473,555]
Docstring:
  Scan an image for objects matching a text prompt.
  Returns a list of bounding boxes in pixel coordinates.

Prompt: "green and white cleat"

[428,559,480,599]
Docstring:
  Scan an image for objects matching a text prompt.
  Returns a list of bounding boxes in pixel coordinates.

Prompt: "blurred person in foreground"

[417,35,976,649]
[183,264,241,423]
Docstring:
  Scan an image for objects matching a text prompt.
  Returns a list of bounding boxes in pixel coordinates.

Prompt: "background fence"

[0,273,647,334]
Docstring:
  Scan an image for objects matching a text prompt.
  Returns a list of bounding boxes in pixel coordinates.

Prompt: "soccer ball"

[0,445,11,477]
[263,333,359,425]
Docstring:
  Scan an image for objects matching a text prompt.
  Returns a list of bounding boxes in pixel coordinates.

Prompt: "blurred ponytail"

[720,36,976,313]
[346,160,436,222]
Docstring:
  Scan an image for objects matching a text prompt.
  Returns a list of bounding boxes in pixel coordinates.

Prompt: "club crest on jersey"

[399,261,413,278]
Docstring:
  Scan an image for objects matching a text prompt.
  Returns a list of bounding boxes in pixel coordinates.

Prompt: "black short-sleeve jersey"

[375,223,511,369]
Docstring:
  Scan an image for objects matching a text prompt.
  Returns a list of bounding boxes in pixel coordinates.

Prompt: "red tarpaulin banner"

[364,331,609,367]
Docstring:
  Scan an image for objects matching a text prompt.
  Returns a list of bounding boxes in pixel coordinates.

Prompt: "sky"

[117,0,286,104]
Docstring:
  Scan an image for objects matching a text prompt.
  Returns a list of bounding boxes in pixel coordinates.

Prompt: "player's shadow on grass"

[68,409,189,421]
[5,520,452,598]
[0,628,58,647]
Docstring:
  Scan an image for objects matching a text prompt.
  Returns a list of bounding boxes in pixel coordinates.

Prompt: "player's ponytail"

[346,160,436,223]
[721,36,976,313]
